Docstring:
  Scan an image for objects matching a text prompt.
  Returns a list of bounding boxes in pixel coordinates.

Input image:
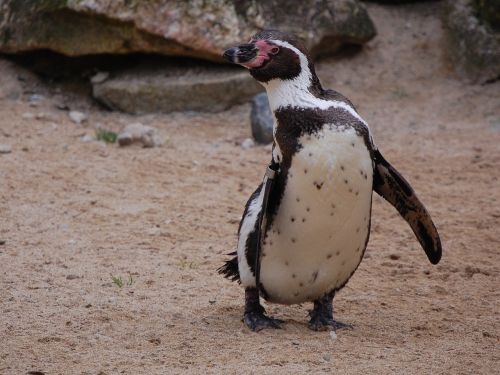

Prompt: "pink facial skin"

[241,40,277,69]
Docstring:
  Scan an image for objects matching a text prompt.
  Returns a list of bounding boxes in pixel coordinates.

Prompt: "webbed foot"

[244,310,284,331]
[308,291,352,331]
[244,287,284,332]
[308,312,352,331]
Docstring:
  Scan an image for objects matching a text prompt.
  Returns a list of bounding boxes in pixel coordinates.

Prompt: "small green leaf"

[96,129,118,143]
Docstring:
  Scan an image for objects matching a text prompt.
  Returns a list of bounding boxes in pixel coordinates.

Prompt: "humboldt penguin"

[219,30,442,332]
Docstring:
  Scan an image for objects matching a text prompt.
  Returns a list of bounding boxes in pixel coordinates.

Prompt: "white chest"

[260,126,374,304]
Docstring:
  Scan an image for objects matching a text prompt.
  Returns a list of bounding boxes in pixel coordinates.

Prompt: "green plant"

[178,259,198,269]
[127,274,134,286]
[111,274,134,288]
[96,129,118,143]
[111,275,123,288]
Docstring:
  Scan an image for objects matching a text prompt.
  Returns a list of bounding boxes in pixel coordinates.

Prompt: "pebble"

[35,112,57,122]
[330,330,337,340]
[22,112,35,120]
[250,92,274,144]
[69,111,87,125]
[117,123,163,148]
[90,71,110,84]
[147,227,161,236]
[28,94,44,107]
[241,138,255,149]
[0,144,12,154]
[322,353,332,362]
[80,134,95,142]
[56,103,70,111]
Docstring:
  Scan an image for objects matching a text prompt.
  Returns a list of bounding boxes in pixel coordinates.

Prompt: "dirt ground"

[1,2,499,374]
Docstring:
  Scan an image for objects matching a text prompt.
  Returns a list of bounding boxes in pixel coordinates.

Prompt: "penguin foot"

[308,291,353,331]
[244,287,284,331]
[308,313,352,331]
[244,311,284,332]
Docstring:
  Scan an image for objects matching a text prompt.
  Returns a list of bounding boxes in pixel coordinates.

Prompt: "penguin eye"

[270,46,280,55]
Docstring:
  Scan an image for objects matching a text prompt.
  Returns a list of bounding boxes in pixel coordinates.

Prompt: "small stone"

[80,134,95,142]
[330,330,337,340]
[0,144,12,154]
[250,92,274,144]
[147,227,161,236]
[148,338,161,345]
[117,133,133,146]
[241,138,255,149]
[35,112,57,122]
[90,71,110,84]
[69,111,87,125]
[66,274,79,280]
[56,103,70,111]
[22,112,35,119]
[28,94,44,107]
[0,240,5,245]
[118,123,163,148]
[322,354,332,362]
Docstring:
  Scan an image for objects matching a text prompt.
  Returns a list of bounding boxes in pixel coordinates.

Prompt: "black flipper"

[218,251,240,282]
[372,149,442,264]
[218,160,279,285]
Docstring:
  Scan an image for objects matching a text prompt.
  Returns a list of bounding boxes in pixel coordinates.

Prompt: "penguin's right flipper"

[373,149,442,264]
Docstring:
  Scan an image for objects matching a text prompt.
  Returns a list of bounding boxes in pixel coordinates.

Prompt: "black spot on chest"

[265,106,373,232]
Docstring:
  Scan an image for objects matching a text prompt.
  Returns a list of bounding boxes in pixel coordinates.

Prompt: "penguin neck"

[264,63,326,113]
[266,66,325,164]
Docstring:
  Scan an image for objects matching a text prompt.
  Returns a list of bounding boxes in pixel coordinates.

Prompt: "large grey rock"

[92,61,263,114]
[0,0,376,62]
[475,0,500,31]
[363,1,438,3]
[250,93,274,144]
[444,0,500,83]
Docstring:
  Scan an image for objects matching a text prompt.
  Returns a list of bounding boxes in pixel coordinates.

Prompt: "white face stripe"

[263,39,369,128]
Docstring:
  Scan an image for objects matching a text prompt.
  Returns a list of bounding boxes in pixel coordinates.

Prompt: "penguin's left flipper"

[373,149,442,264]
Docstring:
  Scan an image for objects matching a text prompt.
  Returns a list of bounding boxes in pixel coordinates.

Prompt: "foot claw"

[244,311,284,332]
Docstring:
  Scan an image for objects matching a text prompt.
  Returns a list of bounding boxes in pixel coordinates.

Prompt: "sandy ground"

[1,2,499,374]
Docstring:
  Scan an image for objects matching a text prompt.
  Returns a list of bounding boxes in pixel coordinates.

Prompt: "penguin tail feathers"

[217,252,241,283]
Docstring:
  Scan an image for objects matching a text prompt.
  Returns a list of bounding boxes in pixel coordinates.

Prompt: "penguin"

[219,30,442,332]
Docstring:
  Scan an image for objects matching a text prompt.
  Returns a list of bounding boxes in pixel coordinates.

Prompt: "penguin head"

[223,30,312,84]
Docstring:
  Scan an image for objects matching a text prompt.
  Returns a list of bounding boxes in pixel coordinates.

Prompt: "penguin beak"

[223,43,258,64]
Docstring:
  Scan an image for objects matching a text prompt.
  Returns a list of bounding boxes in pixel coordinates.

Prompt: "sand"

[1,2,499,374]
